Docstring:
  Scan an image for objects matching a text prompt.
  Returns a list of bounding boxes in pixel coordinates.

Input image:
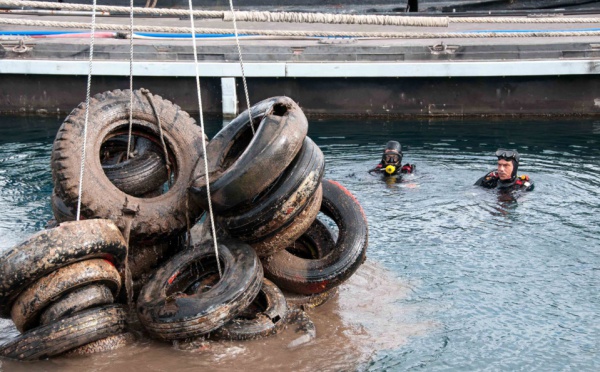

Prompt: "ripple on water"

[0,117,599,371]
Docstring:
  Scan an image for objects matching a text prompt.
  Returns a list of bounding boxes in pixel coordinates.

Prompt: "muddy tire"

[0,219,127,318]
[66,332,135,356]
[0,305,127,361]
[51,89,206,241]
[191,96,308,215]
[51,189,76,222]
[213,278,288,341]
[100,135,168,196]
[285,218,336,260]
[103,151,167,197]
[137,238,263,340]
[11,259,121,332]
[262,179,368,294]
[218,137,324,242]
[128,236,184,280]
[283,287,339,310]
[40,284,115,326]
[251,184,323,257]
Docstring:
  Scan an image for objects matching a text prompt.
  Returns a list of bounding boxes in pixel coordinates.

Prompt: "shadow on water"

[1,116,599,371]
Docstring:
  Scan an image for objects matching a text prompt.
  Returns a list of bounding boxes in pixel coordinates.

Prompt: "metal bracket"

[11,39,31,54]
[428,42,459,55]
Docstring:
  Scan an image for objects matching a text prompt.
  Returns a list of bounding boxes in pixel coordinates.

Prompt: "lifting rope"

[186,0,222,277]
[1,17,600,38]
[75,0,96,221]
[126,0,134,160]
[228,0,254,135]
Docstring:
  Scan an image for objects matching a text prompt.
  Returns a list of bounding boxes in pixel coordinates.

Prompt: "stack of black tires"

[0,90,368,360]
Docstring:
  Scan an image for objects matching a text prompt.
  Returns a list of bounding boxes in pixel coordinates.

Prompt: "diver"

[475,148,534,191]
[369,140,415,176]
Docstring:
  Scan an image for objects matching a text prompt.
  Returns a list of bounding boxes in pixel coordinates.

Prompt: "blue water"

[1,115,599,371]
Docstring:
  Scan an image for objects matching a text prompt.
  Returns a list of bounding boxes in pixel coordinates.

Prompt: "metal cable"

[227,0,254,134]
[126,0,134,160]
[75,0,96,221]
[187,0,222,278]
[141,89,172,184]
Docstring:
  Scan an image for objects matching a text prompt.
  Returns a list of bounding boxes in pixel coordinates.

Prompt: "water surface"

[0,115,599,371]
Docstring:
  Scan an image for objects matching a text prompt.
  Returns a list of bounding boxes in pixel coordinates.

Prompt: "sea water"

[0,115,598,371]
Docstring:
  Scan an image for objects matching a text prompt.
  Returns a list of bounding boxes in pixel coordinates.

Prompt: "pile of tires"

[0,91,368,359]
[0,220,130,360]
[134,96,368,341]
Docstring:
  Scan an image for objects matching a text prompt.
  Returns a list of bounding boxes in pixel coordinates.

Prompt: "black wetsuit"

[474,170,534,191]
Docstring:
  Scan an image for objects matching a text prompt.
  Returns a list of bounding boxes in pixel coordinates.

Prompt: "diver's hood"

[382,141,403,165]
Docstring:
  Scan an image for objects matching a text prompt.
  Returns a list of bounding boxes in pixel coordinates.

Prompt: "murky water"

[0,115,599,371]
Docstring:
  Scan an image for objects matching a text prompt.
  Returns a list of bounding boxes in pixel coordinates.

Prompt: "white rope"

[224,11,448,27]
[75,0,97,221]
[5,1,600,26]
[1,17,600,39]
[227,1,254,134]
[187,0,222,277]
[126,0,134,160]
[0,0,447,27]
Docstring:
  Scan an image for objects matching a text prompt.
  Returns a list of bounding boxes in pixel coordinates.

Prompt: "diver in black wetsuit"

[369,141,415,176]
[475,148,534,191]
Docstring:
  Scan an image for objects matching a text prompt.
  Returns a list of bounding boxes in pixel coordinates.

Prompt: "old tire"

[191,96,307,215]
[218,137,325,242]
[213,278,288,341]
[51,88,206,241]
[0,305,127,361]
[39,284,115,326]
[137,238,263,340]
[285,218,336,260]
[251,184,323,257]
[66,332,135,356]
[11,259,121,332]
[128,236,184,280]
[103,151,167,197]
[262,179,368,294]
[100,134,167,196]
[283,287,339,310]
[0,219,127,318]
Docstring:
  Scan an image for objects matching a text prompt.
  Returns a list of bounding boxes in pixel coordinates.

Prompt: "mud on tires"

[0,305,127,361]
[11,259,121,332]
[213,278,288,341]
[0,219,127,318]
[191,96,308,215]
[137,238,263,340]
[51,89,206,242]
[262,179,368,295]
[40,284,115,326]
